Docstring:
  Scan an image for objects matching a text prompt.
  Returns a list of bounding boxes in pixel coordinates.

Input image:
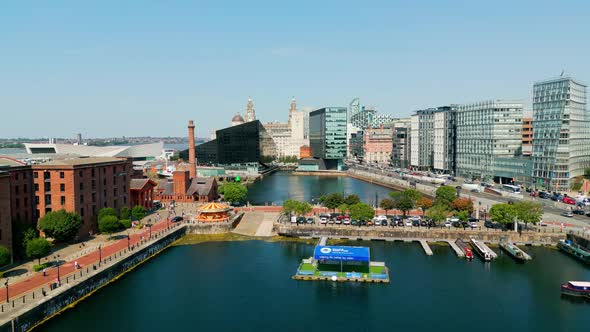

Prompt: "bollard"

[33,292,35,299]
[22,296,25,304]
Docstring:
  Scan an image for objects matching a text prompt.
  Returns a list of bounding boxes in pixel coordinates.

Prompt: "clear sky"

[1,0,589,139]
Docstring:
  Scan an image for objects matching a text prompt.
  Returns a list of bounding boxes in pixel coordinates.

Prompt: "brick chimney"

[173,170,190,195]
[188,120,197,178]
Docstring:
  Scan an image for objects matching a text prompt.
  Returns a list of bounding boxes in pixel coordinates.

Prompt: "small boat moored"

[455,239,473,260]
[470,239,491,261]
[561,281,590,299]
[500,241,531,262]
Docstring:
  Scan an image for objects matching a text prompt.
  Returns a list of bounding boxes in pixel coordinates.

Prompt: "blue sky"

[1,0,589,138]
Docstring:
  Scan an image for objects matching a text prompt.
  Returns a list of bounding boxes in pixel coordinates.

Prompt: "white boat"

[470,239,491,261]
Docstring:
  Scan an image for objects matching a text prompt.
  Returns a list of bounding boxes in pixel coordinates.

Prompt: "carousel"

[196,202,232,222]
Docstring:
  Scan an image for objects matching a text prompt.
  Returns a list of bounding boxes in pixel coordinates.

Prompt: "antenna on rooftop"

[560,70,564,77]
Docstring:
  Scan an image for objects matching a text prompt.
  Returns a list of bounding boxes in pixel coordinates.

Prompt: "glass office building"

[309,107,347,170]
[455,100,523,181]
[191,120,277,166]
[532,77,589,192]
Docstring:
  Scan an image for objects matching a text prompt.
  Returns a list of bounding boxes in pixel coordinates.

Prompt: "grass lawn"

[369,266,385,274]
[299,263,315,272]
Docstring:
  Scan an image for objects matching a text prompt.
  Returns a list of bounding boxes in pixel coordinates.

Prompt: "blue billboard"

[313,246,370,262]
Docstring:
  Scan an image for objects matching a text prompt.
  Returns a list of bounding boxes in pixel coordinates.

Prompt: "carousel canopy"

[198,202,231,213]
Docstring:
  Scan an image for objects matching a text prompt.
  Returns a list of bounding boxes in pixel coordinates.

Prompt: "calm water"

[41,240,590,332]
[247,172,393,206]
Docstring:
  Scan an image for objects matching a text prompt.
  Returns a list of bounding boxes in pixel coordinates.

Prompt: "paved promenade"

[0,217,174,304]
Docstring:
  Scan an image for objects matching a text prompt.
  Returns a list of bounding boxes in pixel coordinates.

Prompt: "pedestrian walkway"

[0,215,175,303]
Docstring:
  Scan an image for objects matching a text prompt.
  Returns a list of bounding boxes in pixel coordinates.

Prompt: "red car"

[562,197,576,205]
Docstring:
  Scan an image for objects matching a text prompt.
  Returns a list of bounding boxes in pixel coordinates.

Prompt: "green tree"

[416,197,433,216]
[0,246,10,266]
[426,205,451,224]
[394,195,414,217]
[37,209,82,242]
[513,201,543,226]
[322,193,344,210]
[99,215,122,235]
[348,203,375,220]
[435,186,457,208]
[221,183,248,204]
[120,219,132,228]
[282,199,298,216]
[98,207,118,220]
[489,203,517,225]
[337,203,349,214]
[294,201,313,216]
[379,198,396,213]
[403,189,422,203]
[120,207,131,220]
[344,194,361,206]
[132,205,147,221]
[26,237,51,265]
[456,210,470,222]
[585,167,590,179]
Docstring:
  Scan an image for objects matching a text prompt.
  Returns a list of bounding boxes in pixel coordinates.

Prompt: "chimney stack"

[188,120,197,179]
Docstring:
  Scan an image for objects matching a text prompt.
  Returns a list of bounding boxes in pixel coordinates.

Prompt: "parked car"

[297,217,306,224]
[334,218,342,225]
[397,221,404,226]
[562,197,576,205]
[366,220,374,226]
[444,221,452,228]
[381,220,388,226]
[539,191,551,199]
[573,209,586,215]
[561,211,574,218]
[412,219,420,227]
[360,220,367,226]
[405,220,412,227]
[328,219,335,224]
[306,217,315,224]
[420,220,428,227]
[351,219,359,226]
[343,218,351,225]
[484,220,494,229]
[171,216,183,222]
[373,218,382,226]
[452,220,462,228]
[320,217,328,224]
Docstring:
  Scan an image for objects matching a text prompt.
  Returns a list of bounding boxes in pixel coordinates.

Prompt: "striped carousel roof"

[198,202,231,213]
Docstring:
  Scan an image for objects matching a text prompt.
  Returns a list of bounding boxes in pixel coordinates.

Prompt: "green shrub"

[120,219,132,228]
[0,246,10,267]
[33,262,51,272]
[99,215,121,235]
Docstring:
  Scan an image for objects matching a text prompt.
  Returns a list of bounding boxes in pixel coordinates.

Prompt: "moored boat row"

[470,239,492,261]
[455,239,473,259]
[557,240,590,265]
[500,242,532,262]
[561,281,590,299]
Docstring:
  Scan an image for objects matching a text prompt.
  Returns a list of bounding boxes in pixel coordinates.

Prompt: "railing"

[0,222,185,316]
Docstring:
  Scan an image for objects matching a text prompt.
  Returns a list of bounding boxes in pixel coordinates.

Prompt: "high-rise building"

[532,77,590,191]
[244,97,256,122]
[309,107,347,170]
[392,118,411,169]
[264,122,291,157]
[410,108,436,170]
[433,106,456,174]
[288,98,309,156]
[455,100,524,181]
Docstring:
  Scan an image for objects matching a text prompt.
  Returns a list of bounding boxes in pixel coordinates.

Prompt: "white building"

[264,98,309,158]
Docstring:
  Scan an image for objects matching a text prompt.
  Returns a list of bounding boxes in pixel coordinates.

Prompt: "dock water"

[447,240,465,257]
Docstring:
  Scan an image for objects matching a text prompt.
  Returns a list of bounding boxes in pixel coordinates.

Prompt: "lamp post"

[126,231,130,250]
[4,279,8,303]
[98,245,102,267]
[53,255,61,284]
[148,224,152,239]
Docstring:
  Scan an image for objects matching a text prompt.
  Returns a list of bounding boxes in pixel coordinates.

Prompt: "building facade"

[363,126,393,165]
[130,178,157,210]
[433,106,456,174]
[155,170,218,204]
[410,108,436,170]
[455,100,524,181]
[263,122,292,157]
[32,157,132,237]
[532,77,590,191]
[522,110,533,157]
[244,97,256,123]
[0,172,13,257]
[309,107,348,170]
[392,118,411,169]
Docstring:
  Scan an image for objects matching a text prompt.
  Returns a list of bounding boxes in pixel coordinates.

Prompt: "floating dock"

[318,236,328,246]
[478,242,498,259]
[446,240,465,257]
[420,240,433,256]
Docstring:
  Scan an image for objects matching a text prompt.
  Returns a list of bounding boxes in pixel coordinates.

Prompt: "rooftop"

[38,157,127,166]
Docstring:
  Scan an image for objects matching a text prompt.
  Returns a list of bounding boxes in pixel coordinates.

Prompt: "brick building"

[522,111,533,157]
[32,157,132,237]
[155,170,218,203]
[0,172,13,256]
[0,157,36,227]
[130,178,157,210]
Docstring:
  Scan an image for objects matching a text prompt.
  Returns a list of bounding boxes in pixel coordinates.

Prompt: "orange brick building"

[0,157,36,226]
[155,170,218,203]
[0,172,13,256]
[299,145,312,159]
[130,178,157,210]
[32,157,132,237]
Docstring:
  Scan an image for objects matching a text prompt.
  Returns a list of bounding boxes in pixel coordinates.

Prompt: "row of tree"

[489,201,543,226]
[97,206,147,235]
[219,182,248,204]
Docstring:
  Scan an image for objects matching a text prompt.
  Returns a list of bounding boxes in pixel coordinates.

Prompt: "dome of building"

[231,113,245,126]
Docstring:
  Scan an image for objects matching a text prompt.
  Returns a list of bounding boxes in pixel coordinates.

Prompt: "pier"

[446,240,465,257]
[478,242,498,259]
[318,236,328,246]
[419,240,433,256]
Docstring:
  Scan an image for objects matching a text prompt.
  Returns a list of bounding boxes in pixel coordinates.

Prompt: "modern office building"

[193,120,277,166]
[309,107,348,170]
[410,108,436,170]
[433,106,457,174]
[455,100,524,181]
[349,131,364,160]
[392,118,412,169]
[532,77,590,191]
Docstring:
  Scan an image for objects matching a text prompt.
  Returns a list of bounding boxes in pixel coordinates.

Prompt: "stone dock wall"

[0,226,187,332]
[276,225,564,245]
